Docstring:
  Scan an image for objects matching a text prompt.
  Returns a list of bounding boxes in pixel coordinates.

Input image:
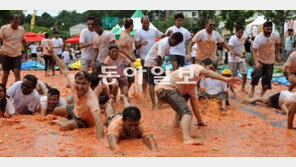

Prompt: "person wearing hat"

[284,28,295,62]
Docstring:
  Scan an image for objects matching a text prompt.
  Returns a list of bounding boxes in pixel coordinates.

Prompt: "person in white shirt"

[249,21,281,98]
[188,19,235,64]
[6,74,40,115]
[144,32,184,110]
[199,59,228,112]
[135,16,171,96]
[79,16,97,72]
[284,28,295,62]
[38,88,67,117]
[29,42,38,61]
[0,83,15,118]
[92,21,116,71]
[166,13,191,70]
[244,91,296,129]
[52,31,64,74]
[228,25,248,92]
[62,47,70,68]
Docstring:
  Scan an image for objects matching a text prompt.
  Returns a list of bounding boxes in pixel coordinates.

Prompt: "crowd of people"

[1,13,296,155]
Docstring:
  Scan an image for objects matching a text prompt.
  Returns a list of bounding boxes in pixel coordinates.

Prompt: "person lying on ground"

[0,83,15,118]
[283,51,296,91]
[6,74,40,115]
[243,91,296,129]
[47,47,104,139]
[155,63,241,145]
[199,59,228,113]
[38,88,67,117]
[106,95,157,155]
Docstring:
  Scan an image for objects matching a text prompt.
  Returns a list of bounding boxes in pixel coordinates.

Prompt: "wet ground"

[1,70,296,157]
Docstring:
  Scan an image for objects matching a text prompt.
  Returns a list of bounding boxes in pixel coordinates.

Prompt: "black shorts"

[2,55,22,71]
[147,67,165,85]
[170,54,185,67]
[267,92,281,109]
[251,62,274,90]
[157,89,192,116]
[66,104,88,128]
[99,94,109,105]
[141,59,148,80]
[57,54,62,59]
[31,53,37,58]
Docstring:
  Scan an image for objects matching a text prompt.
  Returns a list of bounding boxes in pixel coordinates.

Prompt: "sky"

[24,10,86,17]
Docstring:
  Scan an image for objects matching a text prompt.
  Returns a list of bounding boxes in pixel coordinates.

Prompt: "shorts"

[228,61,248,76]
[267,92,281,109]
[147,67,165,85]
[99,94,109,105]
[191,57,196,64]
[57,54,62,59]
[66,104,88,128]
[31,53,37,58]
[2,55,22,71]
[117,77,129,88]
[141,59,148,80]
[81,58,92,72]
[157,89,192,116]
[169,54,185,67]
[198,91,226,101]
[251,62,274,90]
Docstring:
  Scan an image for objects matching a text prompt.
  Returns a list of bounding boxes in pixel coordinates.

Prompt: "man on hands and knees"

[106,95,157,155]
[283,51,296,91]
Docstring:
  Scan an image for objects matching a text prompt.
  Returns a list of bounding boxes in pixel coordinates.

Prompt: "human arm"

[108,134,125,155]
[187,40,196,62]
[47,47,70,77]
[252,48,261,68]
[92,109,104,139]
[200,69,242,87]
[91,48,99,68]
[222,42,235,56]
[142,134,157,152]
[22,38,28,60]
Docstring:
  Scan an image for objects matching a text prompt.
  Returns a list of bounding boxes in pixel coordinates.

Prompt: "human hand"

[226,77,242,87]
[141,41,148,45]
[113,145,125,156]
[166,30,173,36]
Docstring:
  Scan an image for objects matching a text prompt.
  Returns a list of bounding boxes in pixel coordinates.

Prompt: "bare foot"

[198,122,207,126]
[152,104,158,110]
[183,138,203,145]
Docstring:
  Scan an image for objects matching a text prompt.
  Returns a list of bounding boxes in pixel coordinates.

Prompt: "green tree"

[219,10,255,34]
[36,12,55,28]
[257,10,296,50]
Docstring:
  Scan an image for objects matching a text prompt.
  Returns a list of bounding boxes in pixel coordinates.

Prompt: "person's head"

[205,19,215,33]
[86,16,95,31]
[44,33,49,39]
[109,44,120,60]
[53,31,59,38]
[169,32,183,47]
[235,25,245,39]
[74,71,91,98]
[47,88,60,109]
[288,28,294,36]
[65,47,69,51]
[201,58,217,71]
[21,75,38,95]
[174,13,184,28]
[141,16,150,31]
[0,84,6,102]
[246,36,251,41]
[10,14,20,29]
[94,20,103,35]
[122,106,141,135]
[124,18,134,31]
[90,72,100,90]
[263,21,273,36]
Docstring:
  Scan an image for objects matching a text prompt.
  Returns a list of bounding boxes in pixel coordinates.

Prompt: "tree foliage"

[219,10,255,33]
